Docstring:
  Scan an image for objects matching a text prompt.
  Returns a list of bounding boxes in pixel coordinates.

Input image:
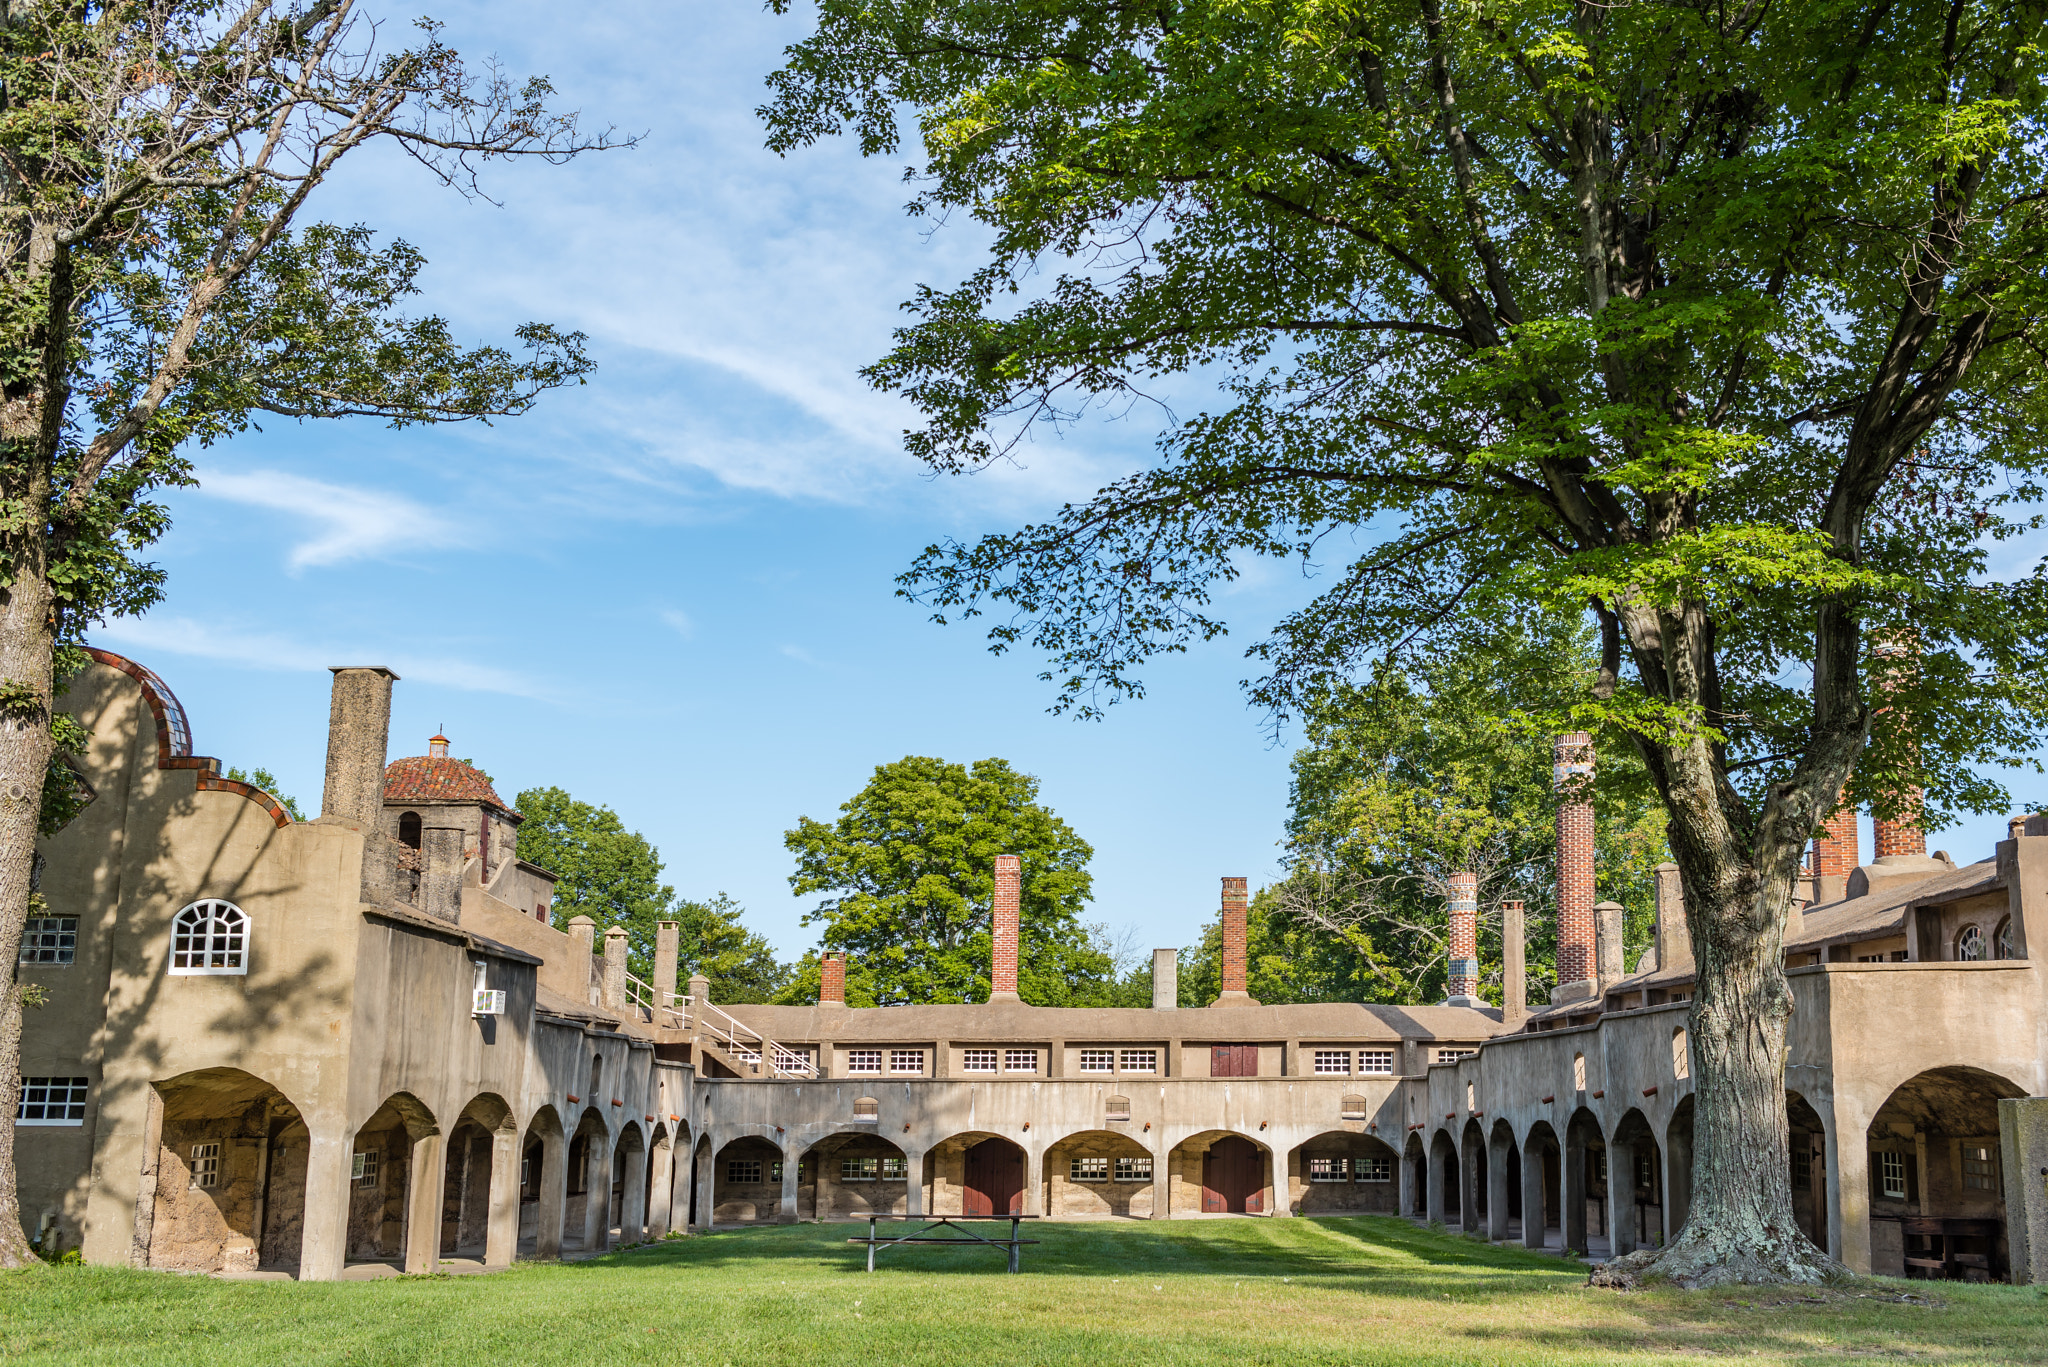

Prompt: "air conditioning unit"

[472,988,506,1016]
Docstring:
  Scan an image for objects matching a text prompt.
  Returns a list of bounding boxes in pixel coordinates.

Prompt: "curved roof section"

[384,753,517,816]
[85,647,191,760]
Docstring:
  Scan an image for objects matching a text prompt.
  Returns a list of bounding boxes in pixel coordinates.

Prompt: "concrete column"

[602,927,630,1014]
[296,1125,352,1281]
[1270,1147,1292,1216]
[1829,1101,1873,1274]
[1595,902,1626,991]
[2000,1098,2048,1284]
[535,1130,567,1259]
[1425,1140,1446,1224]
[1563,1126,1588,1254]
[1665,1119,1693,1243]
[905,1151,925,1217]
[403,1131,448,1274]
[484,1129,520,1267]
[694,1143,715,1230]
[778,1146,799,1224]
[619,1143,648,1243]
[1460,1135,1483,1234]
[646,1144,674,1239]
[1022,1144,1045,1217]
[1488,1134,1512,1241]
[1152,948,1179,1010]
[1606,1136,1635,1257]
[1149,1145,1169,1219]
[320,666,398,825]
[1501,900,1527,1028]
[582,1135,614,1251]
[1521,1141,1547,1249]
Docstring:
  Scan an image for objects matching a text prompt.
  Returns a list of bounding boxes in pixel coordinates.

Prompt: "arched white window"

[1994,918,2017,960]
[1955,924,1983,962]
[169,900,247,975]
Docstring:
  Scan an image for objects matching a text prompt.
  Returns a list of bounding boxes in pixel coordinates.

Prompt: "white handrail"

[693,997,817,1078]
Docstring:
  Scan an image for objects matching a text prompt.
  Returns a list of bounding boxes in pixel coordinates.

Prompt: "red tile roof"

[384,755,517,815]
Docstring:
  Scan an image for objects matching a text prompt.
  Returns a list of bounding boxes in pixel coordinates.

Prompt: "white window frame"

[15,1076,88,1125]
[169,899,248,976]
[1313,1050,1351,1075]
[19,915,77,966]
[881,1155,908,1181]
[190,1142,221,1189]
[961,1049,998,1073]
[841,1156,878,1182]
[1880,1150,1906,1199]
[1436,1048,1475,1064]
[845,1049,882,1075]
[1356,1154,1392,1183]
[1963,1145,1998,1192]
[352,1150,380,1188]
[1118,1049,1158,1074]
[889,1049,925,1075]
[1357,1049,1395,1076]
[1003,1049,1038,1074]
[1114,1156,1152,1183]
[726,1159,764,1184]
[1070,1156,1109,1182]
[1078,1049,1115,1073]
[1308,1156,1348,1183]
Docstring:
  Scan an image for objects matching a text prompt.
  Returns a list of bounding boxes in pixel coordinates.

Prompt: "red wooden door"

[1202,1136,1264,1213]
[963,1139,1024,1216]
[1211,1045,1258,1077]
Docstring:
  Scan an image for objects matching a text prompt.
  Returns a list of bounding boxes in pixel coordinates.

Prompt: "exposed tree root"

[1588,1227,1849,1291]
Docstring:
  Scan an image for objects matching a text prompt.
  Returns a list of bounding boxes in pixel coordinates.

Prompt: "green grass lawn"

[3,1218,2044,1366]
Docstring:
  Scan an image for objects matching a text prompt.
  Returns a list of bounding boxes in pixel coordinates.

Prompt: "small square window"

[1357,1049,1395,1076]
[353,1150,381,1189]
[1308,1157,1347,1182]
[190,1143,221,1189]
[1078,1049,1115,1073]
[1070,1157,1109,1182]
[845,1049,882,1075]
[1880,1151,1906,1199]
[1437,1048,1475,1064]
[1119,1049,1157,1074]
[889,1049,924,1075]
[1963,1145,1998,1192]
[962,1049,998,1073]
[1313,1050,1351,1075]
[1114,1156,1152,1183]
[841,1156,878,1182]
[1004,1049,1038,1074]
[881,1156,907,1180]
[727,1159,764,1184]
[15,1076,88,1125]
[1355,1155,1392,1183]
[1791,1147,1810,1191]
[19,916,76,966]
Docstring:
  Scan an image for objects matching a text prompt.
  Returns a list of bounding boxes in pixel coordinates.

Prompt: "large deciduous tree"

[0,1,622,1267]
[763,0,2048,1283]
[785,756,1104,1004]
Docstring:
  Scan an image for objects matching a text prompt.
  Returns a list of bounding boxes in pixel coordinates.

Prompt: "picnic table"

[846,1213,1041,1273]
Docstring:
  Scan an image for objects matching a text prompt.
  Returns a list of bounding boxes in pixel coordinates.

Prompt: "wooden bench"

[847,1214,1041,1273]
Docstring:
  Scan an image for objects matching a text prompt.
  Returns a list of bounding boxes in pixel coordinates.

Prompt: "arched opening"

[1955,924,1985,961]
[1608,1108,1663,1254]
[1044,1129,1156,1218]
[398,811,422,848]
[588,1054,603,1104]
[802,1131,911,1220]
[563,1107,611,1251]
[144,1068,313,1274]
[517,1105,565,1259]
[1169,1130,1269,1215]
[1521,1120,1562,1251]
[1291,1130,1399,1216]
[1665,1096,1695,1241]
[1459,1118,1487,1234]
[1787,1091,1828,1254]
[1563,1107,1607,1257]
[1866,1065,2026,1281]
[1486,1119,1522,1242]
[343,1091,437,1270]
[440,1094,514,1261]
[690,1135,713,1229]
[711,1135,785,1224]
[1428,1129,1460,1224]
[610,1122,648,1242]
[1402,1132,1427,1218]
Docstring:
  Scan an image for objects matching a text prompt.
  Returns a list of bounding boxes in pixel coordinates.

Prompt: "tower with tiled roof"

[383,732,524,901]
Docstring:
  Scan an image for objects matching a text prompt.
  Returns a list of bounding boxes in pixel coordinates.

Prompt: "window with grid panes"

[882,1156,907,1180]
[1308,1157,1348,1182]
[1079,1049,1114,1072]
[1115,1156,1151,1182]
[1881,1151,1907,1198]
[727,1159,764,1184]
[1313,1050,1350,1074]
[1070,1157,1109,1181]
[1964,1145,1998,1191]
[962,1049,997,1073]
[1119,1049,1157,1073]
[1791,1146,1810,1190]
[1436,1048,1476,1063]
[15,1076,87,1124]
[1004,1049,1037,1073]
[190,1143,220,1189]
[19,916,76,965]
[169,900,247,975]
[1356,1154,1392,1182]
[841,1156,878,1181]
[352,1150,380,1188]
[889,1049,924,1074]
[846,1049,881,1074]
[1358,1049,1394,1075]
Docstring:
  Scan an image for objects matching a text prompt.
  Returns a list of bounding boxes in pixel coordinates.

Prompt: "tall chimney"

[989,854,1021,1002]
[1811,805,1858,903]
[1444,870,1480,1005]
[1653,863,1691,971]
[1594,900,1626,990]
[566,916,596,1006]
[1553,732,1598,1002]
[602,926,629,1013]
[1873,804,1925,859]
[420,824,465,923]
[654,920,680,1016]
[321,667,398,827]
[819,951,846,1008]
[1501,899,1527,1028]
[1871,636,1927,861]
[1210,876,1258,1006]
[1151,947,1179,1010]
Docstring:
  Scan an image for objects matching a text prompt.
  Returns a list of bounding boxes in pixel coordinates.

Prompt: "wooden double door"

[1202,1135,1264,1213]
[963,1138,1025,1216]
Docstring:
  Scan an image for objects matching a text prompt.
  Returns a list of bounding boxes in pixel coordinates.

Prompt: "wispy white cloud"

[198,469,457,571]
[91,616,551,700]
[659,608,694,639]
[780,644,818,667]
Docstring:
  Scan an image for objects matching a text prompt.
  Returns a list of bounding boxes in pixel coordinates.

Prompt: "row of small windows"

[726,1159,784,1184]
[840,1156,910,1181]
[844,1049,928,1075]
[1315,1049,1395,1076]
[1307,1155,1393,1183]
[1069,1156,1153,1183]
[962,1049,1042,1073]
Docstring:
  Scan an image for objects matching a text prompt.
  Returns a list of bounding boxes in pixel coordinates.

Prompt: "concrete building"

[14,652,2048,1283]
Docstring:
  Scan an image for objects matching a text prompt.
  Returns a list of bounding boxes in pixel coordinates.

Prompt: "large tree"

[763,0,2048,1283]
[0,2,621,1267]
[785,756,1106,1004]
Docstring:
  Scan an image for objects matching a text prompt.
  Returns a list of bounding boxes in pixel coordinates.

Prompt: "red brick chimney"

[1554,732,1597,1001]
[1812,806,1858,903]
[1873,805,1925,859]
[1871,636,1926,861]
[819,951,846,1008]
[1211,876,1258,1006]
[1445,871,1479,1004]
[989,854,1021,1002]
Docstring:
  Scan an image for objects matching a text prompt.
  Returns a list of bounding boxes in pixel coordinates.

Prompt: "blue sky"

[90,0,2033,963]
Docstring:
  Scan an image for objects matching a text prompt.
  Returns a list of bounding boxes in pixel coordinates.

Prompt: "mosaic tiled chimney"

[1445,871,1480,1005]
[1211,876,1257,1006]
[989,854,1021,1002]
[1553,731,1598,1002]
[819,951,847,1008]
